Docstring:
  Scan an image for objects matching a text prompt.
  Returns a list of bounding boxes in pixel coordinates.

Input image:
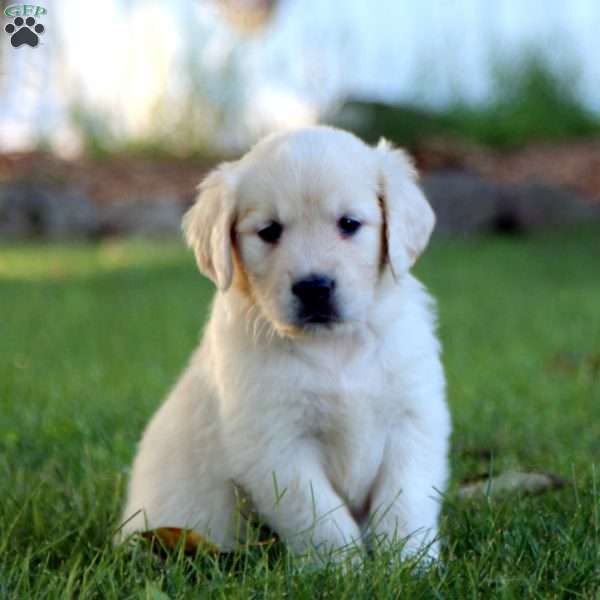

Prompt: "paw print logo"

[4,16,45,48]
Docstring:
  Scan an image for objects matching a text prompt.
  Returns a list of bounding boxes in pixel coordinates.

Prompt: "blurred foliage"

[331,52,600,150]
[67,16,246,162]
[68,97,228,162]
[67,49,600,160]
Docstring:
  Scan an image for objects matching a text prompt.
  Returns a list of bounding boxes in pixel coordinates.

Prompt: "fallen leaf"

[458,471,568,500]
[141,527,220,555]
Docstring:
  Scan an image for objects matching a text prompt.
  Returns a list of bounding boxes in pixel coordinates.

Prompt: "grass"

[1,227,599,598]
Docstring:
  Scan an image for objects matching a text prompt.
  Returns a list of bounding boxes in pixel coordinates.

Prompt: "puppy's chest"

[301,377,382,438]
[299,361,388,506]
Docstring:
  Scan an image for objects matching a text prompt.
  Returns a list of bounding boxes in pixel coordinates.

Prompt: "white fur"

[117,126,451,562]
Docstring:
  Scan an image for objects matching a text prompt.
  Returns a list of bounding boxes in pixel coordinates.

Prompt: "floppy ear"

[182,163,237,291]
[376,138,435,276]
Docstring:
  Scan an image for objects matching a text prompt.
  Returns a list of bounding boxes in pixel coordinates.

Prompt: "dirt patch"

[414,139,600,202]
[0,152,214,206]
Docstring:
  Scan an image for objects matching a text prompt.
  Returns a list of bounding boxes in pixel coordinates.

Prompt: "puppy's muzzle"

[291,274,338,325]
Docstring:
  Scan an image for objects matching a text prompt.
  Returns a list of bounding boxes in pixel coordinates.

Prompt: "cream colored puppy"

[118,126,450,562]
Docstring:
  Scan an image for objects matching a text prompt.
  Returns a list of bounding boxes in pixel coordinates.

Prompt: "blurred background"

[1,0,600,238]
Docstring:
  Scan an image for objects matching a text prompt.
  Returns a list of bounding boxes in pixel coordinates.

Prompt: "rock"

[0,184,187,240]
[96,197,185,238]
[421,170,600,237]
[421,171,502,236]
[498,180,600,232]
[0,183,98,239]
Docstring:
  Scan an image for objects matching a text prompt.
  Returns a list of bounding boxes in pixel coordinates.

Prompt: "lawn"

[1,227,599,598]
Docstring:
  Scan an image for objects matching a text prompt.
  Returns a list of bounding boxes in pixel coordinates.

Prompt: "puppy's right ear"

[182,163,237,291]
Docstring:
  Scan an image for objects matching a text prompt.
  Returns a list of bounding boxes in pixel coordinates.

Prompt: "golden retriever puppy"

[118,126,450,563]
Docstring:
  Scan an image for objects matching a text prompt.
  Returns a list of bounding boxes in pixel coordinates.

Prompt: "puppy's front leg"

[237,442,362,561]
[366,419,449,561]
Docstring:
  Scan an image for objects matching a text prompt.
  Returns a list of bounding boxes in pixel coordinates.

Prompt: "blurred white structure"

[1,0,599,153]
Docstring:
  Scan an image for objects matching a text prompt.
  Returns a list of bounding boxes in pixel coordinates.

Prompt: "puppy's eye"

[338,216,362,237]
[257,221,283,244]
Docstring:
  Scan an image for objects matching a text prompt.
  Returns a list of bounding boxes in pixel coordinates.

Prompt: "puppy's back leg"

[117,368,240,550]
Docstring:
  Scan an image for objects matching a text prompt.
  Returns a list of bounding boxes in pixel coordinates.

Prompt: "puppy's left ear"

[182,163,237,291]
[375,138,435,276]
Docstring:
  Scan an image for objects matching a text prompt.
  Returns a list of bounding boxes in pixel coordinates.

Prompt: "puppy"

[118,126,450,562]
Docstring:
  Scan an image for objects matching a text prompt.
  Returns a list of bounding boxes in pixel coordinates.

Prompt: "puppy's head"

[183,126,434,337]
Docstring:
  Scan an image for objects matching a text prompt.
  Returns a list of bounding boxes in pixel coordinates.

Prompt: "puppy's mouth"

[298,315,339,328]
[294,306,341,329]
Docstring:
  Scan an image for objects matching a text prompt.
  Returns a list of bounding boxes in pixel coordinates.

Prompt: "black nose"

[292,275,336,305]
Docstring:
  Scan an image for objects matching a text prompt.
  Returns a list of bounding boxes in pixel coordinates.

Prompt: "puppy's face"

[184,127,435,338]
[234,133,382,334]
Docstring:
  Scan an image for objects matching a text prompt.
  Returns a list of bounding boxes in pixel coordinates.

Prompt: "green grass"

[1,228,599,598]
